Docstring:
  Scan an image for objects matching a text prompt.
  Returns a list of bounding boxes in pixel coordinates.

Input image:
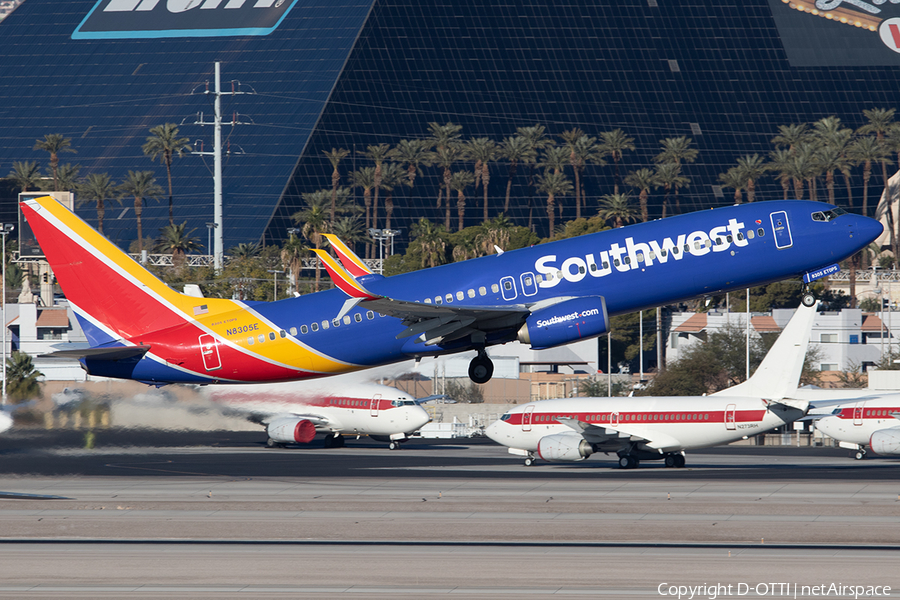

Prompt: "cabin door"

[370,394,381,417]
[198,334,222,371]
[725,404,737,430]
[522,405,534,432]
[853,403,864,426]
[769,211,793,249]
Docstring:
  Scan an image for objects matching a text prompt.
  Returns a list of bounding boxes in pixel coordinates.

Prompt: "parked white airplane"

[0,411,11,434]
[813,397,900,459]
[205,380,431,449]
[485,303,817,469]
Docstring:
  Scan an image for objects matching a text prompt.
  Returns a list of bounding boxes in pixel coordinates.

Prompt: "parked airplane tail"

[20,196,236,349]
[713,302,817,402]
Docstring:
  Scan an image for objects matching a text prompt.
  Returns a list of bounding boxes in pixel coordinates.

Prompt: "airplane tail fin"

[20,196,232,348]
[714,302,817,402]
[323,233,372,277]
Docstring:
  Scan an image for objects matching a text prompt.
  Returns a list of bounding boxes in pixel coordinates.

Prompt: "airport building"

[3,0,900,254]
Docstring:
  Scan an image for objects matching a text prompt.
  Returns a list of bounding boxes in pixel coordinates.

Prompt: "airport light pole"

[268,269,283,300]
[206,222,217,264]
[1,223,14,405]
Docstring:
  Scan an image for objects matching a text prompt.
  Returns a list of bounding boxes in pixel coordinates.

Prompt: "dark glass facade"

[3,0,900,250]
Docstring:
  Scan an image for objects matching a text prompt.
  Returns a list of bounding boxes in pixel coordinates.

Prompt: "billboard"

[72,0,299,40]
[769,0,900,66]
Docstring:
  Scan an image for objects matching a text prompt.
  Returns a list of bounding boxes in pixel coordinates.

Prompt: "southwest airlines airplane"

[206,380,431,449]
[813,397,900,460]
[21,195,879,386]
[485,303,817,469]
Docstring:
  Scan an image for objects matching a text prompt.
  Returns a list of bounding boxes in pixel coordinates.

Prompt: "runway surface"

[1,430,898,598]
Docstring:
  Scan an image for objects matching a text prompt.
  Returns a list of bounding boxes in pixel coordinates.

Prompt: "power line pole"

[193,62,252,270]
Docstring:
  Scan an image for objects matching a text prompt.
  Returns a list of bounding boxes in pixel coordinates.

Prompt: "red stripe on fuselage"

[505,410,766,426]
[836,407,900,420]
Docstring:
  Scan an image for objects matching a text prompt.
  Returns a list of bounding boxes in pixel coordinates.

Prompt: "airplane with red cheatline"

[21,195,880,387]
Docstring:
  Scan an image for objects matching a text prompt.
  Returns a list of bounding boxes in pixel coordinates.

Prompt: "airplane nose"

[485,420,504,444]
[856,214,884,245]
[815,416,835,436]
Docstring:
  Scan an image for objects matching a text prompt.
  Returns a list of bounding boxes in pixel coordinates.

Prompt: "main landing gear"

[664,453,686,468]
[853,448,867,460]
[618,455,639,469]
[468,350,494,384]
[324,432,345,448]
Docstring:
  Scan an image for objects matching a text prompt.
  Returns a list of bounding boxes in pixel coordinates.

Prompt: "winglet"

[323,234,372,277]
[312,249,379,300]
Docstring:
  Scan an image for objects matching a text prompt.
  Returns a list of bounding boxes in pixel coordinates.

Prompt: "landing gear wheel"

[855,450,866,460]
[468,352,494,384]
[324,433,345,448]
[664,455,677,468]
[266,438,282,448]
[674,454,686,468]
[524,456,534,467]
[389,441,400,450]
[618,455,638,469]
[801,292,816,307]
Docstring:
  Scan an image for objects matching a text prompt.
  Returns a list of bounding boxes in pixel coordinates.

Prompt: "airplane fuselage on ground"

[22,197,881,385]
[815,398,900,457]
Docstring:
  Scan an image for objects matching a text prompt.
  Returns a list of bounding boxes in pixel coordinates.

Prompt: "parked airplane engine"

[518,296,608,350]
[267,417,317,444]
[869,428,900,455]
[536,432,593,462]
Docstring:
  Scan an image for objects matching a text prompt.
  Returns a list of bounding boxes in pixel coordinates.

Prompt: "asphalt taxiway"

[0,430,898,598]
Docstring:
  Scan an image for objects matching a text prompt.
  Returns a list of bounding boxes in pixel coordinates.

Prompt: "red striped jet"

[22,195,879,386]
[485,303,817,469]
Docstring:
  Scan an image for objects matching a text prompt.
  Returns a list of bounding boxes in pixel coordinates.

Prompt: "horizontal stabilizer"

[41,345,151,361]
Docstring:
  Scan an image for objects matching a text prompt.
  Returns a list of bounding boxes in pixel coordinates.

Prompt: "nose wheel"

[801,286,816,307]
[468,350,494,384]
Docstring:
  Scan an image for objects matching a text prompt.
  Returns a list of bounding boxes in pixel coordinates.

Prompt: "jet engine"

[267,417,317,444]
[536,432,593,462]
[518,296,608,350]
[869,428,900,455]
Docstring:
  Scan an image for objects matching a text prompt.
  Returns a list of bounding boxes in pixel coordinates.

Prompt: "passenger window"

[524,276,533,286]
[446,293,453,303]
[355,313,362,322]
[311,323,319,332]
[504,280,512,290]
[637,253,644,262]
[468,289,475,298]
[435,297,442,304]
[280,330,286,338]
[247,337,254,345]
[590,263,597,271]
[269,332,276,340]
[491,283,499,293]
[578,266,585,273]
[332,319,340,328]
[321,320,329,330]
[705,239,712,248]
[614,259,620,266]
[456,291,464,301]
[602,261,610,269]
[726,235,732,243]
[479,286,487,295]
[757,228,765,236]
[297,326,305,335]
[258,334,265,343]
[367,311,374,320]
[424,298,432,304]
[344,315,351,325]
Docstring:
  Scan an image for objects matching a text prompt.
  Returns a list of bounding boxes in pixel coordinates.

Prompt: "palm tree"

[498,135,533,216]
[433,145,463,230]
[816,144,847,206]
[625,168,656,222]
[767,148,794,200]
[281,230,308,295]
[350,167,376,254]
[229,242,261,260]
[7,161,42,192]
[323,148,350,223]
[5,351,42,403]
[389,139,433,188]
[517,125,552,228]
[118,170,164,254]
[449,171,476,231]
[539,145,568,175]
[475,215,513,255]
[332,216,369,254]
[155,222,202,268]
[599,129,635,194]
[597,192,637,229]
[379,162,406,231]
[33,134,75,191]
[142,123,190,226]
[771,123,811,152]
[653,163,689,218]
[848,136,889,218]
[537,171,573,235]
[293,191,331,291]
[364,143,391,231]
[464,137,497,222]
[410,218,447,269]
[788,143,820,200]
[718,167,744,204]
[858,108,896,192]
[734,154,767,203]
[51,163,81,192]
[76,173,119,234]
[654,136,698,166]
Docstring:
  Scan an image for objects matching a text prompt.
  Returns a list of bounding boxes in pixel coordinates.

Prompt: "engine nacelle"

[517,296,608,350]
[536,432,593,462]
[869,428,900,455]
[267,417,317,444]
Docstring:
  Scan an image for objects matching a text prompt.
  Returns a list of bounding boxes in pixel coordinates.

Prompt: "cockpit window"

[811,207,846,222]
[500,413,512,421]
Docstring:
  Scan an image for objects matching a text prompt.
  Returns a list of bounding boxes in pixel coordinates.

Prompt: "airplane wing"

[556,417,683,452]
[313,246,529,346]
[262,412,333,429]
